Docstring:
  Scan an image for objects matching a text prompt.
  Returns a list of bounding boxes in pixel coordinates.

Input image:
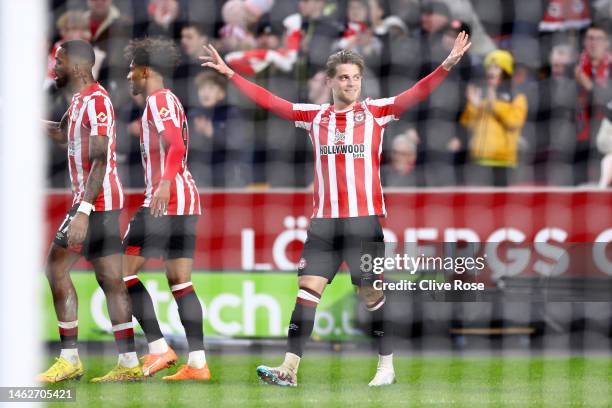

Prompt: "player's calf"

[124,273,173,375]
[124,275,165,345]
[362,289,396,387]
[162,280,211,381]
[287,286,321,358]
[93,256,140,368]
[257,286,321,386]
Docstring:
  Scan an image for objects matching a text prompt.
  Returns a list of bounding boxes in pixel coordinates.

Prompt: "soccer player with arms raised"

[122,38,209,381]
[202,32,471,387]
[40,40,142,383]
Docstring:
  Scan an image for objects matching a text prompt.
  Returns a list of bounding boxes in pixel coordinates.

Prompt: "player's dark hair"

[325,49,365,78]
[124,37,181,79]
[61,39,95,66]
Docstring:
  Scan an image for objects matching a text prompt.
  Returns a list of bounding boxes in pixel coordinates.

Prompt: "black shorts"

[298,215,385,286]
[123,207,199,260]
[53,204,122,261]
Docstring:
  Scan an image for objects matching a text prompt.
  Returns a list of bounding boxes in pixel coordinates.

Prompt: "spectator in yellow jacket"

[458,50,528,186]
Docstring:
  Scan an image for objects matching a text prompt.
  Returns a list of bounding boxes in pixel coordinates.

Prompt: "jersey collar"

[149,88,170,98]
[78,81,100,97]
[332,100,361,113]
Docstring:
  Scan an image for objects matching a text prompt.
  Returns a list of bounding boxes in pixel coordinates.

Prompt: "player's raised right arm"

[43,110,69,145]
[200,44,295,121]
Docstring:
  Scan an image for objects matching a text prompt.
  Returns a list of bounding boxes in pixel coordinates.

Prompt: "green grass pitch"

[45,354,612,407]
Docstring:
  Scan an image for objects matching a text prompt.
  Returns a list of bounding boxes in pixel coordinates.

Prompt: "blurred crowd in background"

[45,0,612,189]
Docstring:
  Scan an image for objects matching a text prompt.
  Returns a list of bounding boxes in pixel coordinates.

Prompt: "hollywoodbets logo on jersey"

[320,129,366,158]
[320,144,366,158]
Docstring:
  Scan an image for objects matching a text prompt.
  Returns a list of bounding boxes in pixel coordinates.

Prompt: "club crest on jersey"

[354,112,365,123]
[334,129,345,144]
[321,116,330,123]
[96,112,107,123]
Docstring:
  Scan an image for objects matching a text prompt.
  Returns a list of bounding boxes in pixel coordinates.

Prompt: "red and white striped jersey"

[140,89,201,215]
[230,65,449,218]
[66,82,123,211]
[294,99,396,218]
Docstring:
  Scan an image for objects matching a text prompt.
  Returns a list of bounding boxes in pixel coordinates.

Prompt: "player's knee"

[358,286,383,307]
[122,255,145,278]
[44,265,57,281]
[297,275,327,295]
[122,265,140,278]
[165,260,192,284]
[165,265,193,288]
[95,273,123,293]
[166,276,189,287]
[94,273,108,290]
[45,263,69,283]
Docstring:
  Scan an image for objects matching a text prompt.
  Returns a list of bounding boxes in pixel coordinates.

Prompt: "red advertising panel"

[46,190,612,279]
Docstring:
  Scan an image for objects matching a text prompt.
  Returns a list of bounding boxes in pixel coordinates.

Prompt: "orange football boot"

[142,347,178,377]
[162,364,211,381]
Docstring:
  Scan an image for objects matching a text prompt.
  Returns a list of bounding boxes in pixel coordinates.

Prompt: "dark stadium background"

[36,1,612,406]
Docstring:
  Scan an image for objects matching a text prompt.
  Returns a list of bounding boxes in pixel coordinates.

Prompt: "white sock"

[282,352,301,373]
[60,348,79,365]
[148,338,169,354]
[187,350,206,369]
[378,353,394,369]
[118,352,139,368]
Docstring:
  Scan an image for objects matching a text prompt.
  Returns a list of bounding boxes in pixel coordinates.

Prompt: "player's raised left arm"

[393,32,471,117]
[200,44,297,121]
[441,31,472,71]
[67,135,108,246]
